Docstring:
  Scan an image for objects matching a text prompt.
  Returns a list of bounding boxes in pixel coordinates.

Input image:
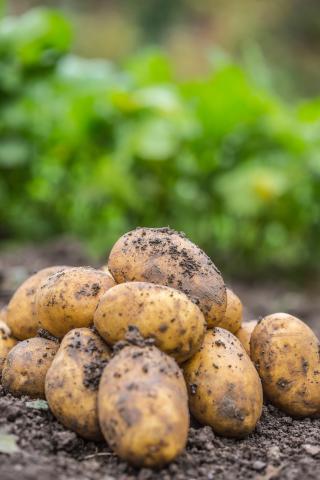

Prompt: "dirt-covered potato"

[217,288,243,333]
[45,328,111,440]
[108,227,226,327]
[0,321,18,376]
[183,328,263,438]
[2,337,58,398]
[6,266,68,340]
[235,320,257,356]
[94,282,206,363]
[98,345,189,467]
[251,313,320,417]
[36,267,116,338]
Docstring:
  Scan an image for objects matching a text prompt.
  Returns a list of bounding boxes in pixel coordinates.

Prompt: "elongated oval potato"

[0,321,18,376]
[108,227,226,327]
[98,345,189,467]
[250,313,320,417]
[235,320,257,356]
[217,288,243,333]
[2,337,58,398]
[183,328,263,438]
[94,282,206,363]
[6,266,68,340]
[36,267,116,338]
[45,328,110,440]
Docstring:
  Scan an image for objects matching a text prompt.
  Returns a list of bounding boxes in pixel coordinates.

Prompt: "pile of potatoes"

[1,227,319,468]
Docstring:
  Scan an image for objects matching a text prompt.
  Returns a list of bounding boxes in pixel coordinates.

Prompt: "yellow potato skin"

[36,267,116,338]
[0,306,8,323]
[2,337,58,398]
[250,313,320,417]
[183,328,263,438]
[6,266,68,340]
[0,321,18,376]
[108,227,226,328]
[94,282,206,363]
[98,345,189,468]
[235,320,257,356]
[45,328,110,440]
[217,288,243,333]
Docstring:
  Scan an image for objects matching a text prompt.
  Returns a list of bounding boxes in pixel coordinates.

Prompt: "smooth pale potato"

[183,328,263,438]
[36,267,116,338]
[2,337,58,398]
[108,227,226,327]
[45,328,111,440]
[98,345,189,467]
[217,288,243,333]
[6,266,68,340]
[235,320,257,356]
[250,313,320,417]
[94,282,206,363]
[0,320,18,376]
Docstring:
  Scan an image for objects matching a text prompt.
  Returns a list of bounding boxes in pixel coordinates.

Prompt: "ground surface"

[0,239,319,480]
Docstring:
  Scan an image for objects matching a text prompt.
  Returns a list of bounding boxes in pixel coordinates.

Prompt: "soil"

[0,238,320,480]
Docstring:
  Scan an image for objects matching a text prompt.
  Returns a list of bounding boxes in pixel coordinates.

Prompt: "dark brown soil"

[0,238,320,479]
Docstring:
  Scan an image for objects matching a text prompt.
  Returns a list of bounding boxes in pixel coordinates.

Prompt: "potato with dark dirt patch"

[235,320,257,356]
[250,313,320,417]
[2,337,58,398]
[45,328,111,440]
[217,288,243,333]
[98,345,189,467]
[94,282,206,363]
[183,328,263,438]
[6,266,68,340]
[108,227,226,327]
[0,321,18,376]
[36,267,116,338]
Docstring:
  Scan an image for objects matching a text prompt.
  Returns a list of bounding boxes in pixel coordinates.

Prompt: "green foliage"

[1,9,320,276]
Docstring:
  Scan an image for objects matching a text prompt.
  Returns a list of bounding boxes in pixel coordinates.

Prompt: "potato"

[100,265,115,280]
[108,227,226,327]
[98,345,189,467]
[2,337,58,398]
[36,267,116,338]
[250,313,320,417]
[235,320,257,356]
[6,266,68,340]
[183,328,263,438]
[45,328,110,440]
[0,321,18,376]
[217,288,243,333]
[94,282,206,363]
[0,306,8,323]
